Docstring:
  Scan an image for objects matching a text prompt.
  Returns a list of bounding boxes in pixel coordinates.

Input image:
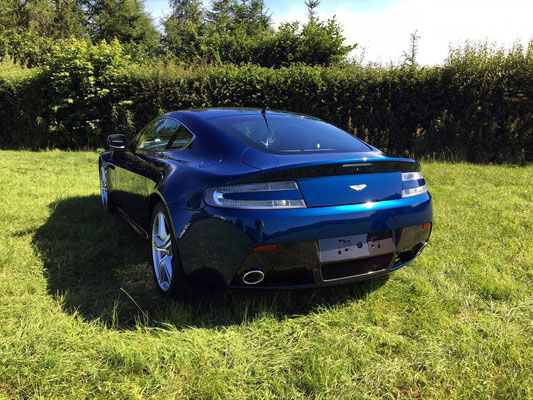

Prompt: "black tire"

[150,202,193,299]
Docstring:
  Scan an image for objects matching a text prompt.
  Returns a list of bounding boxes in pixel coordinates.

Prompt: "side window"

[168,125,194,150]
[136,119,180,152]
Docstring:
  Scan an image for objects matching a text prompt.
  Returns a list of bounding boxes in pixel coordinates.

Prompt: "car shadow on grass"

[33,195,388,330]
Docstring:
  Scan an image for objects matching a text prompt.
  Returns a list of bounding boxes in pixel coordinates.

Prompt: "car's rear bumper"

[171,192,433,288]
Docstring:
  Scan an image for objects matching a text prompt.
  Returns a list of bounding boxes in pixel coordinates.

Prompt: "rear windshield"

[207,114,371,154]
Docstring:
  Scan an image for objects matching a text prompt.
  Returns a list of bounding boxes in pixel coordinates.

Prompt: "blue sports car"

[99,108,432,297]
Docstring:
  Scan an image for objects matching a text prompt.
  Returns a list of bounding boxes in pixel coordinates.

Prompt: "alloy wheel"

[152,210,173,292]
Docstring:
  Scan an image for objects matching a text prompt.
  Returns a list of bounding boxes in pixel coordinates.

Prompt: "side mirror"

[107,134,127,150]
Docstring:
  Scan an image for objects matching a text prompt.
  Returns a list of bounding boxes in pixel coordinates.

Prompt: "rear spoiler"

[239,160,420,183]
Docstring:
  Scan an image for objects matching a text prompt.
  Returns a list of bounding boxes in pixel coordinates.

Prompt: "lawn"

[0,150,531,399]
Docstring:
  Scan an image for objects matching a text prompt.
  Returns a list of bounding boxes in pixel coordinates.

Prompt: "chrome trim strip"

[116,207,149,239]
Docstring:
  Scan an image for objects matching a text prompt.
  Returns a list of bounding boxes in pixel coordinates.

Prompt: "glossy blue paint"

[297,172,403,206]
[101,108,433,288]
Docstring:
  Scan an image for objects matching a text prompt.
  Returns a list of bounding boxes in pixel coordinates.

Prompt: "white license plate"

[318,234,394,263]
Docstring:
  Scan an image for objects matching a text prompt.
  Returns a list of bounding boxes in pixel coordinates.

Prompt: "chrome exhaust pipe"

[243,270,265,285]
[416,241,428,256]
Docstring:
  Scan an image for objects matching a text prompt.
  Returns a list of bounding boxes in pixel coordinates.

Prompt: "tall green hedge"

[1,40,532,163]
[0,61,45,148]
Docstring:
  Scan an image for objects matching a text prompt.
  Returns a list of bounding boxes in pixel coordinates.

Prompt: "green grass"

[0,150,531,399]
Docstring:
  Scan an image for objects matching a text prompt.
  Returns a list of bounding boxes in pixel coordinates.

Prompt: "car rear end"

[171,110,432,288]
[176,157,432,288]
[229,159,431,287]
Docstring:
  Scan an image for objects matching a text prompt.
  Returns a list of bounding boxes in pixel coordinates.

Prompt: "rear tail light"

[402,172,428,198]
[253,244,278,252]
[204,181,307,209]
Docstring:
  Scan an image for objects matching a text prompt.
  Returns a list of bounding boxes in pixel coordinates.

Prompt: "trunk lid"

[297,172,402,207]
[241,148,419,207]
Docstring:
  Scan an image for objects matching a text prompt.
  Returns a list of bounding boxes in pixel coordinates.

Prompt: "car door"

[113,118,181,222]
[110,119,156,212]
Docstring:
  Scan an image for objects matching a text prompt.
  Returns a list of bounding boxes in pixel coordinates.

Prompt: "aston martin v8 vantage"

[99,108,432,297]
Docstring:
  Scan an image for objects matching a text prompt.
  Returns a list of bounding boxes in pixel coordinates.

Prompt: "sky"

[144,0,533,65]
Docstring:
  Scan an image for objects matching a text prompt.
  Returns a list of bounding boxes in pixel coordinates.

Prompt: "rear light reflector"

[253,244,278,252]
[421,222,431,230]
[402,172,424,181]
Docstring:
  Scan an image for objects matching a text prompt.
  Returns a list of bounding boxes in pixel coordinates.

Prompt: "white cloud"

[274,0,533,65]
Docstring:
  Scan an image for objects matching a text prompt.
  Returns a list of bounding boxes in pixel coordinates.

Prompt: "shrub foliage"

[0,39,531,163]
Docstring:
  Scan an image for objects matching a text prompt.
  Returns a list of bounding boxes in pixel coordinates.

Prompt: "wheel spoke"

[163,257,172,284]
[100,168,108,208]
[158,213,167,240]
[159,257,167,283]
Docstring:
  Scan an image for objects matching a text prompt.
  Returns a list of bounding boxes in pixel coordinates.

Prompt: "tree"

[85,0,159,50]
[168,0,203,20]
[206,0,235,31]
[51,0,88,38]
[233,0,271,33]
[163,0,205,61]
[298,14,355,66]
[160,0,353,66]
[0,0,88,65]
[402,29,421,67]
[163,0,273,63]
[205,0,271,33]
[202,0,272,63]
[0,0,86,38]
[304,0,320,22]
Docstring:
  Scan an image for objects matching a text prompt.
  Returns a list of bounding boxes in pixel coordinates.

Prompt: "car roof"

[166,108,318,121]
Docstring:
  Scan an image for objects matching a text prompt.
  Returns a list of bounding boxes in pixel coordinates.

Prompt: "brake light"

[253,244,278,252]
